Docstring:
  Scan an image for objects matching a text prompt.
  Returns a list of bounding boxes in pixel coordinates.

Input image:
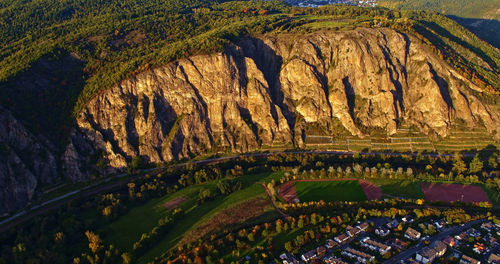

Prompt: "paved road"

[0,149,485,232]
[384,218,487,263]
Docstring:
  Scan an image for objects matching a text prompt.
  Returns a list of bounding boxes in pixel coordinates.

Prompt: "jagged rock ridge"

[1,27,499,214]
[68,27,499,180]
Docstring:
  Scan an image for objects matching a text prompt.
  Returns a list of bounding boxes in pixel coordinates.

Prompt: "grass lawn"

[371,179,424,199]
[99,171,283,263]
[101,184,211,250]
[294,180,367,202]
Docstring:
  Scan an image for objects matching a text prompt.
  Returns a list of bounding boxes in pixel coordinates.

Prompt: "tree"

[488,153,498,169]
[284,241,293,252]
[130,156,143,170]
[469,155,483,174]
[85,231,103,254]
[121,253,132,264]
[452,153,467,174]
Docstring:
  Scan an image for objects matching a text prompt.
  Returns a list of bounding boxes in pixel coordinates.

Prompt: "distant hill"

[378,0,500,48]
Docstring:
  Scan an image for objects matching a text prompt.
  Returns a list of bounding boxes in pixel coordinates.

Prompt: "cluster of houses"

[285,0,377,8]
[402,221,500,264]
[280,217,500,264]
[280,222,370,263]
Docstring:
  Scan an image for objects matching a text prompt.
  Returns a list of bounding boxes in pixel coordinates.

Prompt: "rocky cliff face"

[0,106,58,214]
[1,27,499,213]
[66,27,499,179]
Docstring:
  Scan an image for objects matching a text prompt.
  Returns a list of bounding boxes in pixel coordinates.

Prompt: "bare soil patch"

[279,181,299,203]
[178,197,272,246]
[163,196,186,209]
[421,183,490,203]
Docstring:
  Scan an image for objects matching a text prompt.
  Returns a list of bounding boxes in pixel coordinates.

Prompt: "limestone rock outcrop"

[67,28,499,177]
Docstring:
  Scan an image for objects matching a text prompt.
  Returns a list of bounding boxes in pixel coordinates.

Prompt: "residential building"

[466,228,481,238]
[455,232,467,241]
[346,226,361,237]
[316,246,327,257]
[325,239,338,249]
[402,258,420,264]
[416,247,438,263]
[342,247,375,263]
[387,219,399,229]
[375,226,390,237]
[280,253,300,264]
[324,256,348,264]
[434,220,446,229]
[442,236,456,247]
[392,238,409,250]
[360,237,391,255]
[405,227,421,241]
[301,250,317,262]
[481,222,495,232]
[431,241,447,257]
[402,215,415,223]
[460,255,480,264]
[334,233,349,244]
[488,253,500,263]
[473,243,486,254]
[358,222,370,231]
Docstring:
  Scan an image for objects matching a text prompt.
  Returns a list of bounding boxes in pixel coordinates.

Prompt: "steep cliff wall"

[0,106,58,214]
[67,27,499,180]
[1,27,499,214]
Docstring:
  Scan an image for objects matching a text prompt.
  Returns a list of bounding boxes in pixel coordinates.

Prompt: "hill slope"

[378,0,500,48]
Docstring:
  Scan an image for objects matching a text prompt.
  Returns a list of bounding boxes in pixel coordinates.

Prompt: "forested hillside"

[0,1,498,143]
[378,0,500,48]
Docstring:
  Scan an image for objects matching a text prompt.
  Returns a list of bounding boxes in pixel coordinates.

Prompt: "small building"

[432,241,447,257]
[434,220,446,229]
[346,226,362,237]
[460,255,481,264]
[402,215,415,223]
[485,235,498,247]
[325,239,339,249]
[405,227,421,241]
[301,249,317,262]
[473,243,486,254]
[442,236,456,247]
[280,253,300,264]
[279,253,300,264]
[466,228,481,238]
[341,247,375,263]
[334,233,349,244]
[375,226,390,237]
[387,219,399,229]
[392,238,409,250]
[487,253,500,263]
[358,222,370,232]
[324,256,348,264]
[316,246,327,257]
[360,237,391,255]
[416,247,438,264]
[455,232,467,241]
[481,222,495,232]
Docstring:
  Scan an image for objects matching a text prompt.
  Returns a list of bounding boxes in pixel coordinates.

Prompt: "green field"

[371,179,424,199]
[101,171,283,263]
[294,180,367,202]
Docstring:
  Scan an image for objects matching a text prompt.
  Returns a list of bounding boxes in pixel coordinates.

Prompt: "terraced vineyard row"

[303,127,498,152]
